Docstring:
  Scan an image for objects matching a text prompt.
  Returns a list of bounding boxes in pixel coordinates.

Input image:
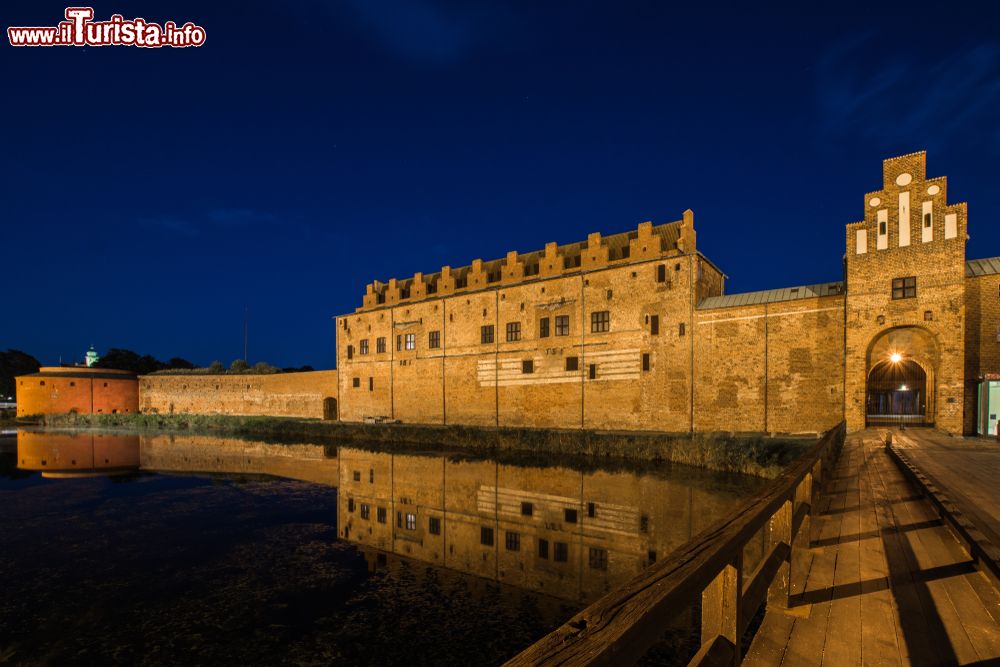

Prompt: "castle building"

[15,366,139,417]
[335,152,1000,436]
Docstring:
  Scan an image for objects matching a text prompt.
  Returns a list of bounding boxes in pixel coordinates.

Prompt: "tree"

[166,357,196,370]
[94,348,167,375]
[230,359,249,372]
[208,360,224,373]
[0,349,41,400]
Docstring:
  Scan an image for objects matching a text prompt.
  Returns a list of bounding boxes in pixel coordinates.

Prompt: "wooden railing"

[506,421,846,667]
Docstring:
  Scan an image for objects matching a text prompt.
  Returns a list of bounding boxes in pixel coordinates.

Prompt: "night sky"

[3,1,999,369]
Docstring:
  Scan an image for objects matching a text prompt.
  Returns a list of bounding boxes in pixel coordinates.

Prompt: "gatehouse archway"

[865,327,938,427]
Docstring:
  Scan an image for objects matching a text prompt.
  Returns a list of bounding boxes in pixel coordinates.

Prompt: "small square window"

[352,377,360,388]
[892,276,917,300]
[481,325,495,344]
[353,470,361,481]
[566,356,579,372]
[521,501,533,516]
[522,359,534,374]
[590,310,610,333]
[481,526,494,546]
[564,508,578,524]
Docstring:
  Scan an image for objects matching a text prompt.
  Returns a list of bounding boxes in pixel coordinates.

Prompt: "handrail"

[506,421,846,667]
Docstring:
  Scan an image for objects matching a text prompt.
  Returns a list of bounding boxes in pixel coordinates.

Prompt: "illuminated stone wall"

[15,367,138,416]
[138,370,338,419]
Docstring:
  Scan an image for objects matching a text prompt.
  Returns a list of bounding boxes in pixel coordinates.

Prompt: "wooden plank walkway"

[744,429,1000,666]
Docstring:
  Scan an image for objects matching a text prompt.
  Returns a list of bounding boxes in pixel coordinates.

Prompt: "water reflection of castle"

[16,432,758,604]
[337,449,757,603]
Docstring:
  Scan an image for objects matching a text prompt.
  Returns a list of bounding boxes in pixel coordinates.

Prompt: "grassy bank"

[32,412,815,478]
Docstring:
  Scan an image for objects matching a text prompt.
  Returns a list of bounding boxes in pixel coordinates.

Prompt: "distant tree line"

[0,349,41,400]
[97,349,314,375]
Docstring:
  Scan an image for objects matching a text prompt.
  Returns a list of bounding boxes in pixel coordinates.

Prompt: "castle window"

[892,277,917,300]
[589,363,597,380]
[360,503,370,520]
[400,287,410,299]
[924,212,932,228]
[352,377,360,388]
[396,335,402,351]
[359,339,369,355]
[566,356,579,371]
[538,538,549,559]
[589,547,608,570]
[539,317,550,338]
[657,265,667,282]
[506,322,521,342]
[353,470,361,482]
[455,277,467,289]
[487,271,501,283]
[679,322,686,336]
[404,333,415,350]
[370,468,374,483]
[39,380,45,386]
[640,514,649,533]
[426,282,437,294]
[564,508,578,523]
[481,526,494,546]
[377,507,387,523]
[522,360,534,374]
[69,381,75,387]
[564,255,582,269]
[429,517,441,535]
[554,542,568,562]
[924,311,933,322]
[505,531,521,551]
[588,502,596,518]
[591,310,610,333]
[650,315,659,336]
[879,220,887,235]
[405,513,416,530]
[521,502,533,516]
[524,263,539,276]
[348,498,355,512]
[555,315,570,336]
[642,353,651,372]
[481,325,494,344]
[648,550,657,565]
[376,337,386,353]
[369,377,374,391]
[428,330,441,349]
[347,345,354,360]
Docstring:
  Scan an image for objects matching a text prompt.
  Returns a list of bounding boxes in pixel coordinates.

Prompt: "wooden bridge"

[507,425,1000,666]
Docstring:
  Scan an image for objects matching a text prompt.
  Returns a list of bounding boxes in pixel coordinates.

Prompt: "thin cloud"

[815,34,1000,152]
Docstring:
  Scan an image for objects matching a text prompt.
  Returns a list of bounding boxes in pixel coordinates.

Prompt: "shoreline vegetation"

[26,413,816,478]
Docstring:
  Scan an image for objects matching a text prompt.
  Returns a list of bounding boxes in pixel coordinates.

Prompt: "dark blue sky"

[4,1,999,369]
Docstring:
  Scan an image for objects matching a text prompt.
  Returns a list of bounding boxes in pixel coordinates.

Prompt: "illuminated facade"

[336,152,1000,435]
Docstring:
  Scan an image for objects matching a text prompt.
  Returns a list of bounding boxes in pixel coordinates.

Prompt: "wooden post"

[701,552,743,666]
[768,498,793,609]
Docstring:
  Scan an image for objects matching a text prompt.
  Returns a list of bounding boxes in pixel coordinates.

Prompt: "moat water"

[0,430,768,666]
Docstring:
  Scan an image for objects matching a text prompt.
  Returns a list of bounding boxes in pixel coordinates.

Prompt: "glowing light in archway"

[890,352,902,363]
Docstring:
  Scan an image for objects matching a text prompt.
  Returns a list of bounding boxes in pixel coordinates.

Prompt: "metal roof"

[698,281,845,310]
[966,257,1000,277]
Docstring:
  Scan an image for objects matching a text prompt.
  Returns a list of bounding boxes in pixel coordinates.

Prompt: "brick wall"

[15,368,138,416]
[138,370,339,419]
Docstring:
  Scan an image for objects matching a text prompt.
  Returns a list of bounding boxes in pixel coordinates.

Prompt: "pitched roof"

[966,257,1000,277]
[698,281,845,310]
